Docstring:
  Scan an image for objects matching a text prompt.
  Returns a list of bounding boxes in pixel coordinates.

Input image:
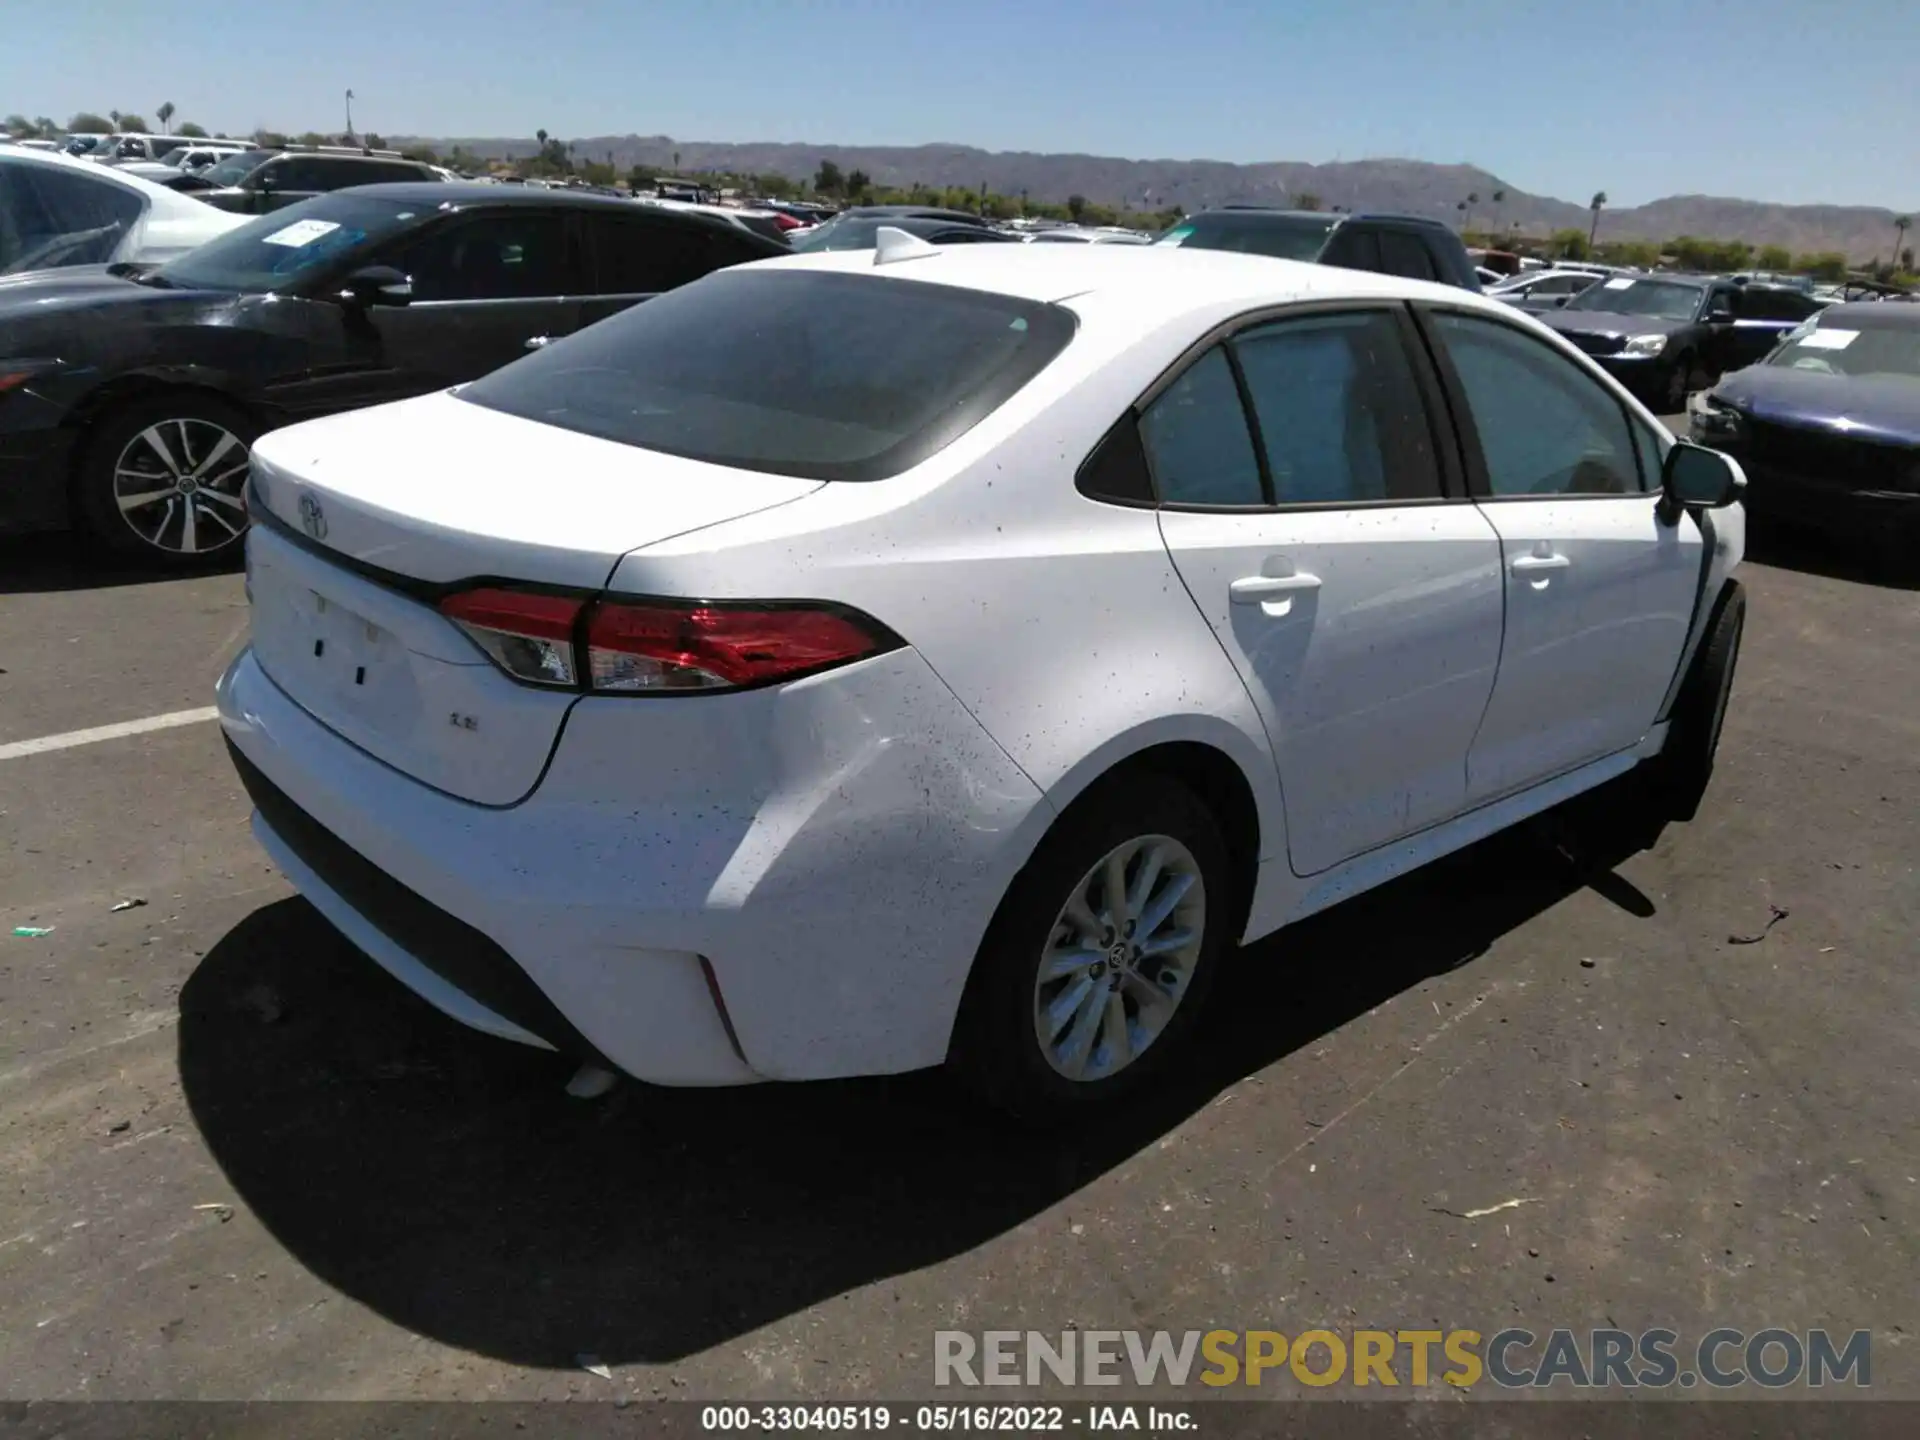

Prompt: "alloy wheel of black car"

[76,395,258,565]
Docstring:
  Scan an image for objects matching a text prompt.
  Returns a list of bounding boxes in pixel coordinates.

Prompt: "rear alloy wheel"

[951,771,1232,1121]
[77,395,256,565]
[1032,834,1205,1083]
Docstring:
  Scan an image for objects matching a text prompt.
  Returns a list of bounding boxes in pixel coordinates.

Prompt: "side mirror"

[338,265,413,308]
[1658,441,1744,524]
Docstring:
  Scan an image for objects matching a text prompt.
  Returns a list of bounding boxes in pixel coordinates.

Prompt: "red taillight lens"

[772,212,804,231]
[585,601,896,692]
[440,588,584,687]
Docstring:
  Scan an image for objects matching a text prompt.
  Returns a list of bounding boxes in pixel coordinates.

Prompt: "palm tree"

[156,101,175,134]
[1895,215,1912,267]
[108,109,122,132]
[1588,190,1608,250]
[1462,191,1480,233]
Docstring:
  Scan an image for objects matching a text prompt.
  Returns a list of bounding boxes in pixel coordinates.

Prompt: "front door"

[357,208,585,400]
[1150,307,1506,876]
[1420,309,1705,803]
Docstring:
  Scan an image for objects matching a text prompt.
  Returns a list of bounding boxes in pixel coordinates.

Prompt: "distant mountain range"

[391,135,1911,262]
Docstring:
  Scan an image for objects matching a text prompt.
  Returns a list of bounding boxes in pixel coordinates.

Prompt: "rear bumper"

[216,641,1050,1085]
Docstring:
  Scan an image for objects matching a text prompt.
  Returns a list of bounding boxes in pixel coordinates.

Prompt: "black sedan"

[1539,274,1823,411]
[788,207,1007,252]
[0,184,783,564]
[1690,301,1920,555]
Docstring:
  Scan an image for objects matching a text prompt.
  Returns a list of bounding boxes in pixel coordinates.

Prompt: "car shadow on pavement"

[177,772,1667,1371]
[1743,516,1918,592]
[0,534,241,595]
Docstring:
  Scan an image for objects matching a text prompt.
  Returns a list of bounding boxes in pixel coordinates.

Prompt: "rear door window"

[1319,227,1384,274]
[1231,311,1443,504]
[1137,348,1265,506]
[1377,231,1439,281]
[393,212,576,300]
[585,213,764,295]
[458,268,1076,481]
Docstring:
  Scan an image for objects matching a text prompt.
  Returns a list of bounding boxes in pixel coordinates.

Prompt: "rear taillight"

[586,601,894,691]
[438,588,899,695]
[440,588,585,687]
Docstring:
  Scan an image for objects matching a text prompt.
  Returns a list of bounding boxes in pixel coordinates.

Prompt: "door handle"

[524,335,554,350]
[1229,571,1322,603]
[1509,552,1570,575]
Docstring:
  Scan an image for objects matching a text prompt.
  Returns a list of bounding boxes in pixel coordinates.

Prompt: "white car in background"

[218,234,1748,1118]
[113,142,250,184]
[0,146,244,273]
[1486,267,1606,310]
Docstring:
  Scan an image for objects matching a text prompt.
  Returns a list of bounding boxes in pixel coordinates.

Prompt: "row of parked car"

[4,136,1896,1112]
[1,140,1912,569]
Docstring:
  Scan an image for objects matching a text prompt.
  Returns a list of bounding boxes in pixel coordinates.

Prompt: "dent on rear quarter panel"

[525,648,1050,1079]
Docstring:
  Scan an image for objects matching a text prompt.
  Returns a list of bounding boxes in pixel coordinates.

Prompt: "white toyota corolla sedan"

[217,232,1748,1118]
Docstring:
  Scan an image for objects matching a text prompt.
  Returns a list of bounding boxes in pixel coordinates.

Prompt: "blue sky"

[5,0,1915,209]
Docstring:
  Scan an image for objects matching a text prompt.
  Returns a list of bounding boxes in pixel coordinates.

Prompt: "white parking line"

[0,707,221,762]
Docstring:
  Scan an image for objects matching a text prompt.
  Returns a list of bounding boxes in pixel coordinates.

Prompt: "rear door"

[1419,307,1702,803]
[576,209,771,327]
[356,206,587,397]
[1151,304,1506,875]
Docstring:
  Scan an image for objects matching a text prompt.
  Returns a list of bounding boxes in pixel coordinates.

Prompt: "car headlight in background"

[1623,333,1669,357]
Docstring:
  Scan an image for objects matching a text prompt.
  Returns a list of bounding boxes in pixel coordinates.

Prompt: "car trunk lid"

[244,392,824,804]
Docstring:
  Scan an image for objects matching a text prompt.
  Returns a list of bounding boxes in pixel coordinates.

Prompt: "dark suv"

[1538,274,1823,411]
[1156,208,1482,290]
[179,148,443,214]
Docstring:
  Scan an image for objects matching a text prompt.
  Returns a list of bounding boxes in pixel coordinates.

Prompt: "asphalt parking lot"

[2,476,1916,1403]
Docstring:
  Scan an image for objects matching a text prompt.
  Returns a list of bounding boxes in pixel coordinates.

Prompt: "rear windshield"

[458,269,1078,482]
[1157,212,1339,262]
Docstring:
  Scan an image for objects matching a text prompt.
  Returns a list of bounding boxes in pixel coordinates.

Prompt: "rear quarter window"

[459,269,1077,481]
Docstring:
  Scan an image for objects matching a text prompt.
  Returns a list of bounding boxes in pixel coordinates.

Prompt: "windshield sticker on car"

[1603,277,1636,290]
[260,219,343,248]
[1798,328,1857,351]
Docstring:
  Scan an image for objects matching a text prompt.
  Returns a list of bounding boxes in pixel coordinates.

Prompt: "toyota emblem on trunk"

[298,494,327,541]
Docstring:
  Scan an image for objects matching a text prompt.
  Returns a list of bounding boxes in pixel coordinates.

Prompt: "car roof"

[0,144,209,208]
[337,181,676,211]
[1198,207,1339,221]
[762,238,1517,325]
[840,205,986,223]
[1817,301,1920,328]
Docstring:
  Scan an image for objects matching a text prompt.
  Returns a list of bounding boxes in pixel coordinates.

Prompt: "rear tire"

[1653,580,1745,822]
[74,392,257,566]
[948,771,1234,1124]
